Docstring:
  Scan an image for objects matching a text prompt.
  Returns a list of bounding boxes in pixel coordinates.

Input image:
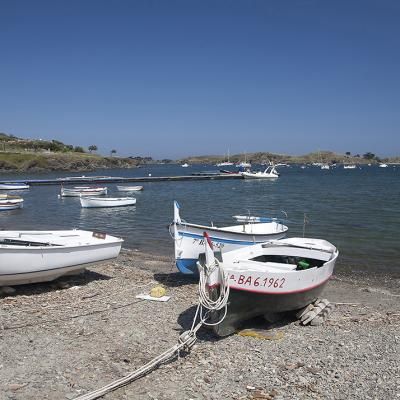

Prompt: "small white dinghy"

[0,194,24,210]
[80,196,137,208]
[0,230,123,286]
[0,183,30,190]
[197,233,339,336]
[116,185,144,192]
[61,186,108,197]
[170,201,288,274]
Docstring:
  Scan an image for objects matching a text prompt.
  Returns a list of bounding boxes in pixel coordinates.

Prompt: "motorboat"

[320,164,330,170]
[170,201,288,274]
[240,165,280,179]
[197,233,339,336]
[236,161,251,168]
[0,194,24,210]
[379,163,388,168]
[181,163,190,168]
[0,230,123,286]
[60,186,108,197]
[80,196,136,208]
[343,165,356,169]
[116,185,144,192]
[0,183,29,190]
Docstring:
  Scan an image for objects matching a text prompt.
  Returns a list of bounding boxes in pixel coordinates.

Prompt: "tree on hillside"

[88,145,98,153]
[363,152,375,160]
[74,146,85,153]
[110,149,117,157]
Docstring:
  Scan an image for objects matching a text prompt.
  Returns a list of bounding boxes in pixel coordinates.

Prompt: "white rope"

[196,258,230,327]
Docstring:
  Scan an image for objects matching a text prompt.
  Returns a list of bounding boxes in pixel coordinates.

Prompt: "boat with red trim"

[197,233,339,336]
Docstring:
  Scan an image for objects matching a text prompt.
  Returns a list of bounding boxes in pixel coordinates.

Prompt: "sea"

[1,164,399,276]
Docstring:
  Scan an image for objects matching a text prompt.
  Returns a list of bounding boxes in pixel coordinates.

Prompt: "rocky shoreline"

[0,250,399,399]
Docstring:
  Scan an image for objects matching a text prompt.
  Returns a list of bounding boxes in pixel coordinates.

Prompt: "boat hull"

[80,197,136,208]
[0,231,123,286]
[173,222,287,274]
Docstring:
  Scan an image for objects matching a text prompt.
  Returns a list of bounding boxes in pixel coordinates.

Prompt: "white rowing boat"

[0,183,30,190]
[80,196,137,208]
[60,186,108,197]
[0,230,123,286]
[116,185,144,192]
[0,194,24,210]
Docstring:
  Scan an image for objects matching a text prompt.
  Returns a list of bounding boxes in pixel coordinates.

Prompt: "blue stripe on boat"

[178,231,265,246]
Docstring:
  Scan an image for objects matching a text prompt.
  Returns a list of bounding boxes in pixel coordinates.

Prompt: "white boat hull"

[171,202,288,274]
[61,187,108,197]
[80,197,136,208]
[116,185,143,192]
[0,230,123,286]
[0,184,29,190]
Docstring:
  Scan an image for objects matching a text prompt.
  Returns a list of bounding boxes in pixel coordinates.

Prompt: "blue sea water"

[1,164,399,275]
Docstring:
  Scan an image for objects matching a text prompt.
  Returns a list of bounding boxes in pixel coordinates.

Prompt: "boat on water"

[320,164,330,170]
[80,196,137,208]
[379,163,388,168]
[0,194,24,210]
[116,185,144,192]
[0,230,123,286]
[181,163,190,168]
[60,186,108,197]
[197,232,339,336]
[170,201,288,274]
[240,164,280,179]
[343,165,356,169]
[0,183,30,190]
[216,150,234,167]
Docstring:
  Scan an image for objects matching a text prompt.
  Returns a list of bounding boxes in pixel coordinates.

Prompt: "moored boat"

[116,185,144,192]
[80,196,137,208]
[0,194,24,210]
[0,230,123,286]
[0,183,30,190]
[60,186,108,197]
[240,164,280,179]
[170,201,288,274]
[198,233,339,336]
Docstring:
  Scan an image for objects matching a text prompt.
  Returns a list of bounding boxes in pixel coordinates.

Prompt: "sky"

[1,0,399,159]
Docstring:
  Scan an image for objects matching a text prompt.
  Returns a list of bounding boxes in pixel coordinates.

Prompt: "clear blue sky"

[1,0,399,159]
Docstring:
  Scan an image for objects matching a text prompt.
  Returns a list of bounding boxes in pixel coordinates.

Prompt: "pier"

[0,173,243,186]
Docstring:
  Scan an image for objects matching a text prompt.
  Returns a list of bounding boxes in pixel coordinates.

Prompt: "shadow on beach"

[153,271,198,287]
[1,269,111,298]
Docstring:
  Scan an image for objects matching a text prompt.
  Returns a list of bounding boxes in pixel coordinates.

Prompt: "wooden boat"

[170,201,288,274]
[0,194,24,210]
[240,165,280,179]
[116,185,144,192]
[80,196,136,208]
[0,183,29,190]
[0,230,123,286]
[198,233,339,336]
[60,186,108,197]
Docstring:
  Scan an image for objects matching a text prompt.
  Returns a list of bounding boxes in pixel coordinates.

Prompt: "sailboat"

[236,152,251,168]
[216,150,234,167]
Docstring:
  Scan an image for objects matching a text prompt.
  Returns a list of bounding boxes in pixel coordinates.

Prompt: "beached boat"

[0,183,30,190]
[80,196,136,208]
[116,185,144,192]
[240,165,280,179]
[60,186,108,197]
[0,194,24,210]
[198,233,339,336]
[170,201,288,274]
[0,230,123,286]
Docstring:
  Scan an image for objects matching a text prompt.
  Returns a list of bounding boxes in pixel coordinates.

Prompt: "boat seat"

[235,259,297,272]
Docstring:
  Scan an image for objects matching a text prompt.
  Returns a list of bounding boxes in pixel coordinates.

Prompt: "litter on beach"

[135,294,170,302]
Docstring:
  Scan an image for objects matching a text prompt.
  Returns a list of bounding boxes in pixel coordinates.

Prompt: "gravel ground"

[0,249,399,400]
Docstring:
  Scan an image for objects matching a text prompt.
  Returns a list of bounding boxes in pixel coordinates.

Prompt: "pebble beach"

[0,250,399,400]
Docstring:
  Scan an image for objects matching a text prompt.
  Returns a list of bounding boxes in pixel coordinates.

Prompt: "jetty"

[0,173,243,186]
